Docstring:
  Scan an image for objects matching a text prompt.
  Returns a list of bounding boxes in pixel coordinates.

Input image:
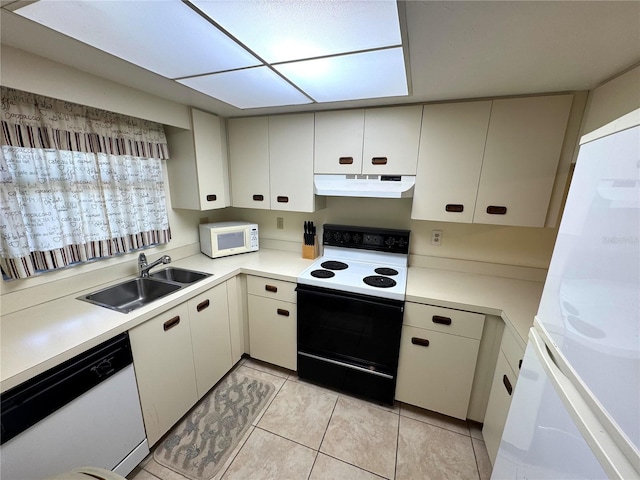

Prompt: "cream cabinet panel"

[403,302,485,340]
[269,113,317,212]
[248,294,297,370]
[396,325,482,419]
[411,101,491,223]
[165,109,230,210]
[129,303,197,446]
[247,275,297,303]
[362,106,423,175]
[482,351,518,464]
[474,95,573,227]
[314,110,365,174]
[229,116,270,210]
[226,275,245,364]
[189,283,233,399]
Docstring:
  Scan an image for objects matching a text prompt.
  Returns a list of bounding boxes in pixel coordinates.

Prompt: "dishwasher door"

[1,334,148,480]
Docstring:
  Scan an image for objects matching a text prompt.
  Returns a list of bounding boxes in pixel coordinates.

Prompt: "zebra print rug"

[154,371,275,480]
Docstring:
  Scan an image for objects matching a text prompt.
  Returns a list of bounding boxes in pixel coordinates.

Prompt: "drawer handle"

[445,204,464,213]
[503,374,513,396]
[163,316,180,331]
[277,196,289,203]
[253,194,264,201]
[339,156,354,165]
[487,205,507,215]
[371,157,388,165]
[206,194,217,202]
[518,359,522,370]
[265,285,278,293]
[197,299,210,312]
[277,308,290,317]
[432,315,452,326]
[411,337,430,347]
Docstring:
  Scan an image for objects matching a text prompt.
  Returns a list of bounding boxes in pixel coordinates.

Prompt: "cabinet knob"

[411,337,430,347]
[277,308,290,317]
[445,204,464,213]
[432,315,452,325]
[163,316,181,331]
[339,157,354,165]
[503,374,513,395]
[277,196,289,203]
[206,194,217,202]
[265,285,278,293]
[371,157,388,165]
[196,299,210,312]
[487,205,507,215]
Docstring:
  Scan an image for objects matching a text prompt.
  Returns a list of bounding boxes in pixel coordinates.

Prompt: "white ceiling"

[1,1,639,118]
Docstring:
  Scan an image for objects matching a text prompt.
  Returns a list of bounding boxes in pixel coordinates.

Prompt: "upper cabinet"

[165,109,230,211]
[314,106,423,175]
[411,95,573,227]
[229,114,324,212]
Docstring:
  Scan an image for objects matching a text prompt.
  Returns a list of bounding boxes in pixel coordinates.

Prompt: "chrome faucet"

[138,253,171,278]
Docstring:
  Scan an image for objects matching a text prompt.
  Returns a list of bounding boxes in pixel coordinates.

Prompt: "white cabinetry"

[129,303,197,446]
[411,95,573,227]
[247,275,297,370]
[395,303,485,420]
[482,326,525,464]
[314,106,423,175]
[165,109,230,210]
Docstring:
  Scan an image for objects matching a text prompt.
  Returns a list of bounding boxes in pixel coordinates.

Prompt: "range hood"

[314,174,415,198]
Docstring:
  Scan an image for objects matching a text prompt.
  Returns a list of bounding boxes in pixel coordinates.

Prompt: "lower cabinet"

[482,326,525,464]
[395,303,485,420]
[247,275,297,370]
[130,280,237,446]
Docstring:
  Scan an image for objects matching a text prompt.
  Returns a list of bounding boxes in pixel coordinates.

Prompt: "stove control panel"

[323,224,410,254]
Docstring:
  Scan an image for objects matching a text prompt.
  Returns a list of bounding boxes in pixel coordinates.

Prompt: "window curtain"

[0,86,171,280]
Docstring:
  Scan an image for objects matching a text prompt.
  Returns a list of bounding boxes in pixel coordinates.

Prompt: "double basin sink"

[79,268,211,313]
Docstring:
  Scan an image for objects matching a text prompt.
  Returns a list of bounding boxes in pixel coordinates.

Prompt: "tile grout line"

[394,412,401,480]
[470,436,483,480]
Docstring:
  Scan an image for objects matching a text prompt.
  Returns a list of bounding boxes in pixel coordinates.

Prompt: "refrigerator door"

[493,328,637,479]
[535,121,640,453]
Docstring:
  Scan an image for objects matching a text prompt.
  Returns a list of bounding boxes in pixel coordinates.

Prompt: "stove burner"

[321,261,348,271]
[374,267,399,276]
[310,269,335,279]
[363,276,397,288]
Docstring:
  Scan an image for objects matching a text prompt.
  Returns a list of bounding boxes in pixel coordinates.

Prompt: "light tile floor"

[128,358,492,480]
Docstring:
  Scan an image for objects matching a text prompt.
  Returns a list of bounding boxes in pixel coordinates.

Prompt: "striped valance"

[0,86,169,160]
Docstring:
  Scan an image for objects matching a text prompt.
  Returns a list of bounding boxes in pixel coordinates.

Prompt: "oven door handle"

[296,285,404,312]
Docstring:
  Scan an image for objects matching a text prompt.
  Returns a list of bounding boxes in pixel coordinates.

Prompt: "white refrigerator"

[492,110,640,479]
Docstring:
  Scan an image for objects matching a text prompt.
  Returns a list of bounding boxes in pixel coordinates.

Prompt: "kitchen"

[1,1,639,480]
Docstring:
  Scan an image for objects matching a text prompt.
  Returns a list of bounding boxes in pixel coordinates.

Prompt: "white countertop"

[0,249,544,392]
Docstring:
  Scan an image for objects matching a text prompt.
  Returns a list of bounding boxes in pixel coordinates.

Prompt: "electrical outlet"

[431,230,442,246]
[277,217,284,229]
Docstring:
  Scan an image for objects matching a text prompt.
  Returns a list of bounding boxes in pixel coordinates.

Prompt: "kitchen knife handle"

[371,157,388,165]
[411,337,430,347]
[339,157,354,165]
[432,315,452,325]
[163,316,180,331]
[503,374,513,395]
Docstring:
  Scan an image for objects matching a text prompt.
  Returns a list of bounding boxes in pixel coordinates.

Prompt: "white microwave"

[199,221,259,259]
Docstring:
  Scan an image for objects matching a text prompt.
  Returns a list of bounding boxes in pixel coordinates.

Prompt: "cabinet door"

[411,101,491,223]
[269,113,315,212]
[229,117,270,209]
[482,351,518,464]
[474,95,573,227]
[395,325,481,419]
[129,304,197,446]
[226,275,245,364]
[362,105,423,175]
[248,295,297,370]
[314,110,365,174]
[189,283,233,399]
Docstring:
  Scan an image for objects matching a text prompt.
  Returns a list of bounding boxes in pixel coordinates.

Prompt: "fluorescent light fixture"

[13,0,261,79]
[275,48,408,103]
[178,67,312,109]
[193,0,402,63]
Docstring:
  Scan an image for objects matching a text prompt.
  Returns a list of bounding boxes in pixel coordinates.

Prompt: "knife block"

[302,241,319,260]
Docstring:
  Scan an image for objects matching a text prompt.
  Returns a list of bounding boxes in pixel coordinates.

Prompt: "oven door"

[296,284,404,404]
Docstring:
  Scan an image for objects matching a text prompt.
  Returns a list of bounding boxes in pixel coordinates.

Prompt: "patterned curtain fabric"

[0,87,171,280]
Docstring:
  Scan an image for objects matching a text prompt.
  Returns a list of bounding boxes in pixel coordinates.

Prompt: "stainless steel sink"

[79,278,183,313]
[150,267,211,284]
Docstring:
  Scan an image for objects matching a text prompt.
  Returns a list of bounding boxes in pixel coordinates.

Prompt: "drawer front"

[247,275,297,303]
[248,295,297,370]
[404,302,485,339]
[396,325,481,419]
[501,326,525,378]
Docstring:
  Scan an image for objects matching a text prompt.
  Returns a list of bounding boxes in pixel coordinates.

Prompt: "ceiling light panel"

[13,0,261,79]
[275,48,408,103]
[191,0,402,63]
[178,67,313,109]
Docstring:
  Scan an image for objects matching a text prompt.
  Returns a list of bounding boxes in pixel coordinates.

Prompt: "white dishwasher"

[1,333,149,480]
